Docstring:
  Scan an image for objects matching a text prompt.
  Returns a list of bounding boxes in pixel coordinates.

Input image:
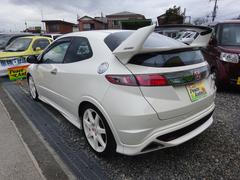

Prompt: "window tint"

[219,24,240,46]
[129,50,204,67]
[42,42,70,64]
[32,39,50,50]
[64,37,92,63]
[104,31,132,51]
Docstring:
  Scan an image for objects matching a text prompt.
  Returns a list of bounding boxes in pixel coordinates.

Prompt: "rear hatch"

[126,49,214,120]
[105,25,215,120]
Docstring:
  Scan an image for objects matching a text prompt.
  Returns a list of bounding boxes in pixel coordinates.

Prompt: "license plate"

[186,81,207,102]
[237,77,240,85]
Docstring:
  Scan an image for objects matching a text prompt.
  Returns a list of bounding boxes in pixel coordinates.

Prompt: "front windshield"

[0,35,12,49]
[5,38,32,52]
[219,24,240,46]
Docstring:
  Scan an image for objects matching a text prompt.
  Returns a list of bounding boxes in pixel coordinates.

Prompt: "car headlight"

[220,52,239,64]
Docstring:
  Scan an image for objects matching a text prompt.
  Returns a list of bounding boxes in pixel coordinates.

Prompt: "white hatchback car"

[27,25,216,156]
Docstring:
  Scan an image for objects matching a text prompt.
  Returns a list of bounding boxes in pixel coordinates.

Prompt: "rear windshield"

[129,49,204,67]
[104,31,184,51]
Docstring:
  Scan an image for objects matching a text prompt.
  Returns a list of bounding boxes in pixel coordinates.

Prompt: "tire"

[28,75,39,101]
[81,104,116,157]
[213,69,228,92]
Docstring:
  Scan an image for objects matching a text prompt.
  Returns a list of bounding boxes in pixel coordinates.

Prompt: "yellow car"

[0,36,52,76]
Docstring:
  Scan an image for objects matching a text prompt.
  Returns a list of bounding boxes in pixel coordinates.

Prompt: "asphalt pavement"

[0,78,240,180]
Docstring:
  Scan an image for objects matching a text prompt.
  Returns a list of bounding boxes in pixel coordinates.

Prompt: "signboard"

[8,65,29,81]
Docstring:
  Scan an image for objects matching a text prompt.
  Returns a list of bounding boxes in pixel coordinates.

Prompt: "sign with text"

[8,65,29,81]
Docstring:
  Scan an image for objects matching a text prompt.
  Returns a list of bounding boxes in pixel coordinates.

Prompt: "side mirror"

[209,37,217,46]
[34,47,42,51]
[27,55,38,64]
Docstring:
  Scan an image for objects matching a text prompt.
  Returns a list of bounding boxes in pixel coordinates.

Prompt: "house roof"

[78,16,107,24]
[41,20,75,25]
[106,11,145,17]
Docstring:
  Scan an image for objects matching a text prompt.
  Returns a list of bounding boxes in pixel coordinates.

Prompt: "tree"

[166,5,181,16]
[159,5,184,25]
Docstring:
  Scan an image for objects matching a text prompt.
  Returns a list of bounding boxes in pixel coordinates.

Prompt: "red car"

[204,20,240,88]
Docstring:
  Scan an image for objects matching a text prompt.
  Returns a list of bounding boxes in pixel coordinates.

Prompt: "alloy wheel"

[83,108,107,152]
[29,76,38,100]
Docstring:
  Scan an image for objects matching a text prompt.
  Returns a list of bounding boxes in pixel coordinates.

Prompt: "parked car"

[27,25,216,156]
[0,33,33,52]
[176,31,199,45]
[41,33,62,40]
[203,20,240,88]
[0,36,52,76]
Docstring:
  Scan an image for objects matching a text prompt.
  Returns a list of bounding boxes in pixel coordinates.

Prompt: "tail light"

[105,74,168,86]
[135,74,168,86]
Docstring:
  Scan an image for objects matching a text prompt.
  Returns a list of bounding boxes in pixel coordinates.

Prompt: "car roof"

[219,20,240,24]
[42,33,62,36]
[0,33,32,37]
[19,36,52,40]
[61,30,131,40]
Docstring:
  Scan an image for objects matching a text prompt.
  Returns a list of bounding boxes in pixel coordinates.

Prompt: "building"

[106,11,150,29]
[157,14,184,25]
[24,26,41,33]
[77,16,107,31]
[42,20,75,34]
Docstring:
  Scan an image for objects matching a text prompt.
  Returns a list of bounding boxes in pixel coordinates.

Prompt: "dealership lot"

[0,77,239,180]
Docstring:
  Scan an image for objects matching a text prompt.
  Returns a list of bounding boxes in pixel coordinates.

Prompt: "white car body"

[28,25,216,155]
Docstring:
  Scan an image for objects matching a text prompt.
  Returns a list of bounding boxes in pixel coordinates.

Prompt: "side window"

[32,39,50,50]
[41,41,70,64]
[64,37,93,63]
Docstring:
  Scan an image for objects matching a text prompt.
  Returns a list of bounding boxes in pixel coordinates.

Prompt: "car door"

[36,36,94,123]
[35,37,72,104]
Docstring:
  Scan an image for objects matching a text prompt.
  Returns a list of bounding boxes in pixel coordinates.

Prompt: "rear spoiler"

[155,24,213,47]
[113,25,212,64]
[113,25,155,64]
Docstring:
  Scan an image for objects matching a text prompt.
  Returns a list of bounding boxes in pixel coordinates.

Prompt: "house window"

[113,20,119,26]
[48,24,59,32]
[83,23,95,31]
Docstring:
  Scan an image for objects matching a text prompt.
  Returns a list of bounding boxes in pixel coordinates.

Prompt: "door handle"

[50,68,58,75]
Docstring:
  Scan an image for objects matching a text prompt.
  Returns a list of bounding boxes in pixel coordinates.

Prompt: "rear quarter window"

[64,37,93,63]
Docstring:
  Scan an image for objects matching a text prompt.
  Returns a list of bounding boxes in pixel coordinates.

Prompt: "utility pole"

[210,0,219,22]
[40,8,45,32]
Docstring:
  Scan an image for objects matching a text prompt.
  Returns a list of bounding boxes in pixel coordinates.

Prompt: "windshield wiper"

[4,49,24,52]
[4,49,16,52]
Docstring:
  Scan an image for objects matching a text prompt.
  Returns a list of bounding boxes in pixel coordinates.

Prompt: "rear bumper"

[119,103,215,155]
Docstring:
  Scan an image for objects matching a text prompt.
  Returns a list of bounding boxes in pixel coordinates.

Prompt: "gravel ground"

[10,80,240,179]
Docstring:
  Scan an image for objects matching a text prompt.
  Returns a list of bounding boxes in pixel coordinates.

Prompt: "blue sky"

[0,0,239,32]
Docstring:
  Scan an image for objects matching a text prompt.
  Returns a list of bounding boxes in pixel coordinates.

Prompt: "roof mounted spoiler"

[113,24,156,64]
[113,24,212,64]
